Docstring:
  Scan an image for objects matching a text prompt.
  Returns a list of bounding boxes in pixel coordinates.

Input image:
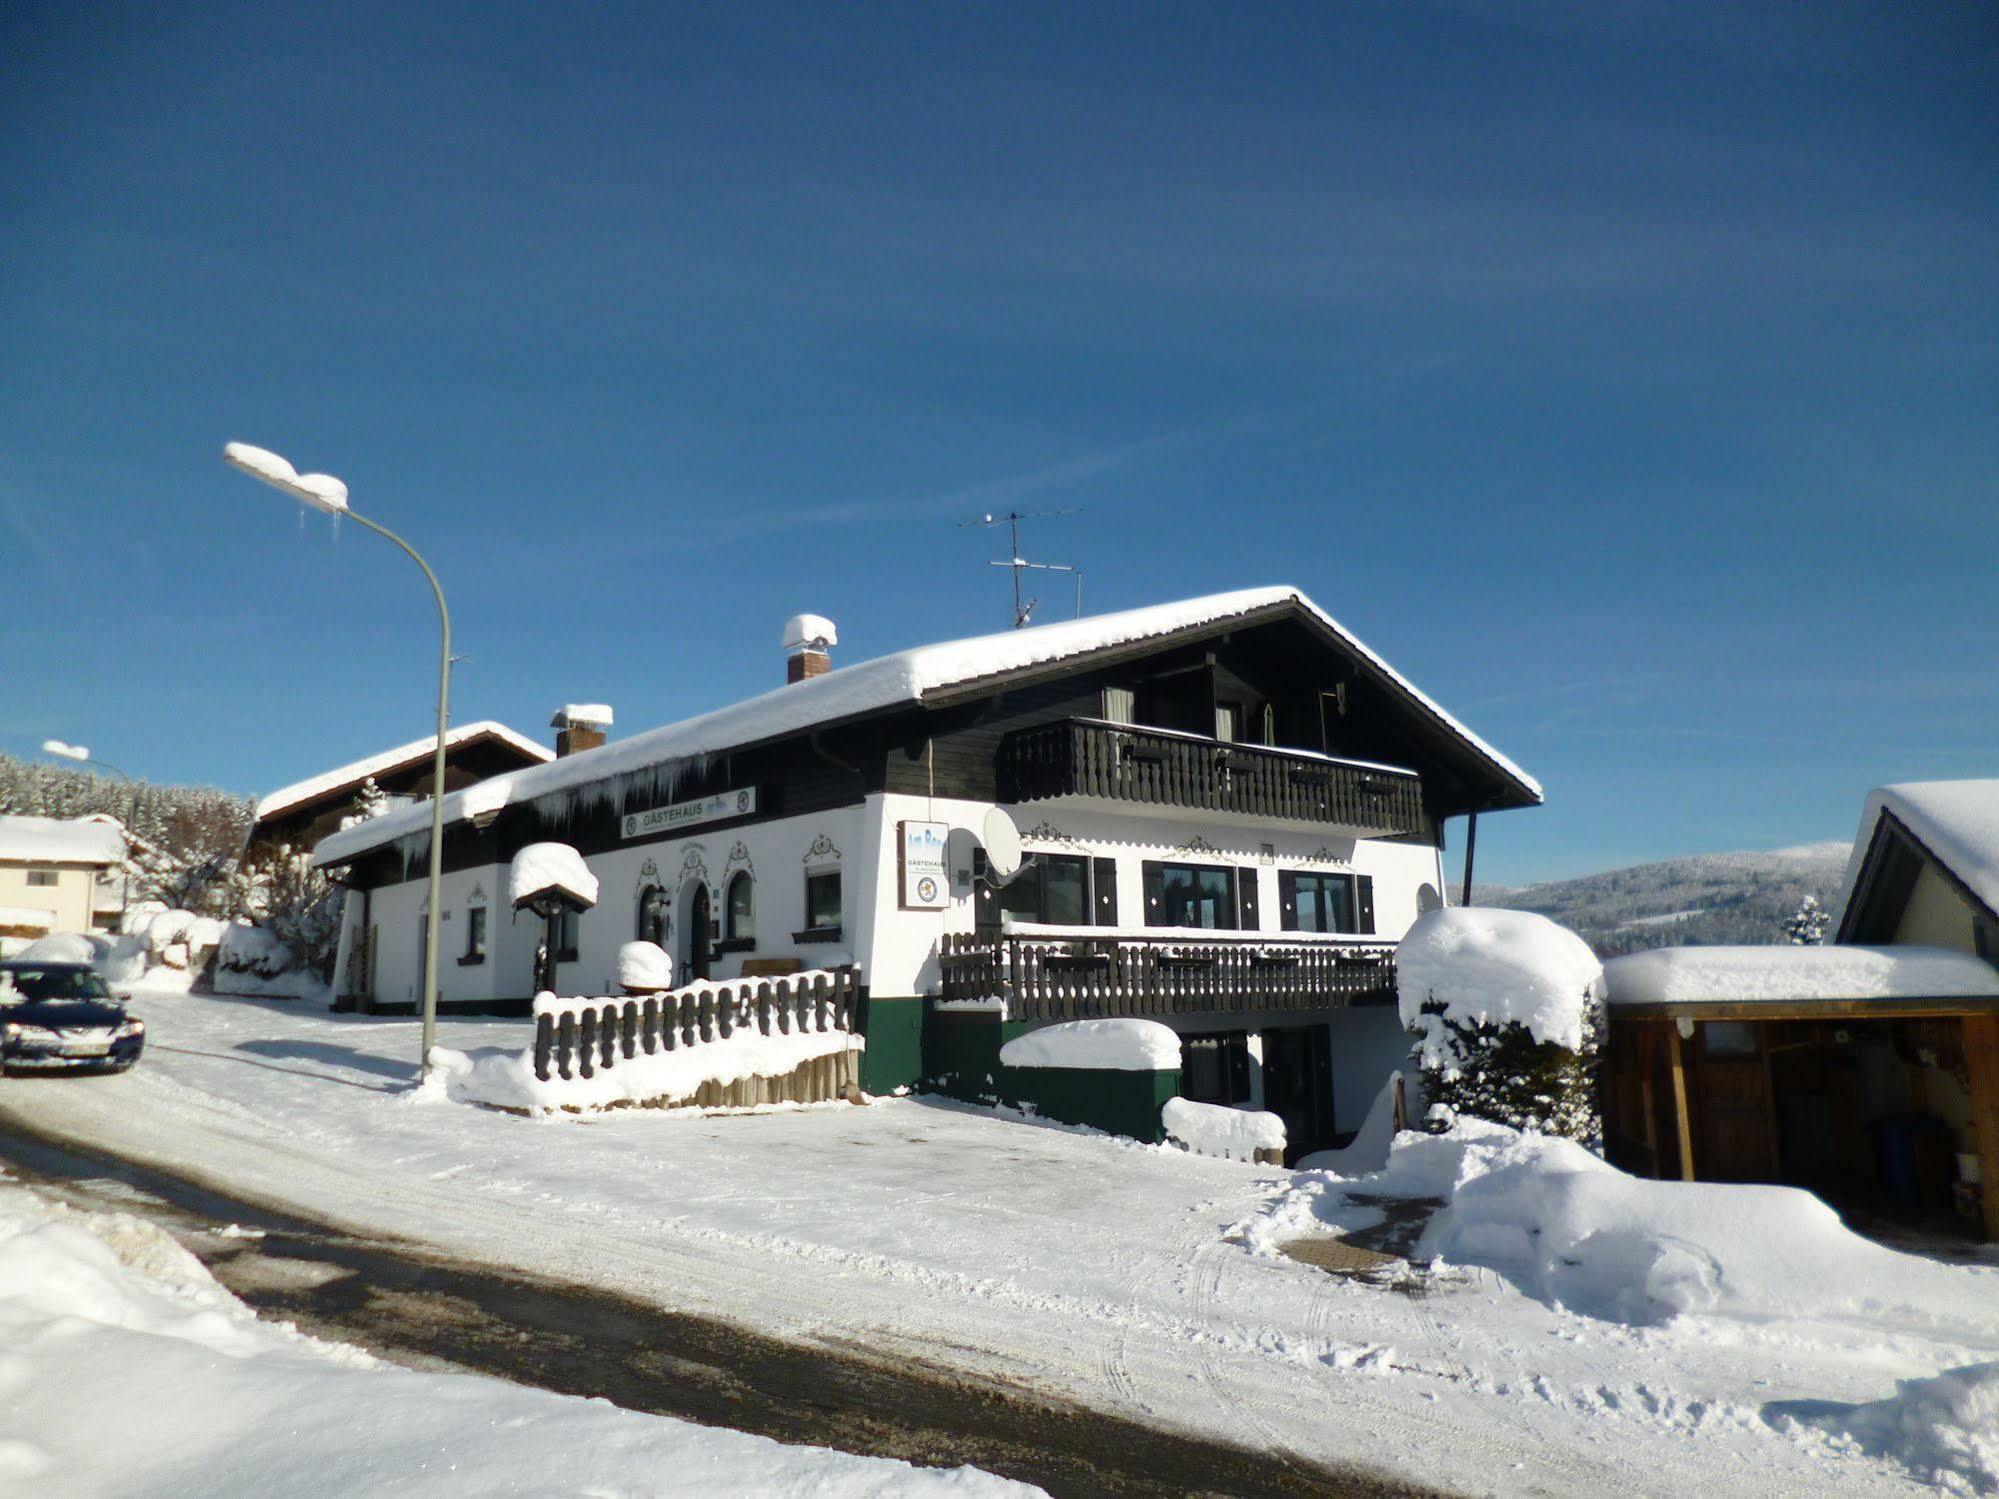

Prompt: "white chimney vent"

[781,614,838,653]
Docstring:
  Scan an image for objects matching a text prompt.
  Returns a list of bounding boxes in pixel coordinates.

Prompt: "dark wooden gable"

[1838,808,1999,945]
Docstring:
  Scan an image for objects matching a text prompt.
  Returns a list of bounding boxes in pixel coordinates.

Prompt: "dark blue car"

[0,960,145,1073]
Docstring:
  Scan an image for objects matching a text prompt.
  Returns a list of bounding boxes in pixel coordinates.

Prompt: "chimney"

[551,703,613,757]
[782,614,838,684]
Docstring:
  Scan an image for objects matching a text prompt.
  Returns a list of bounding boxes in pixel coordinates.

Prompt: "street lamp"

[41,740,135,925]
[224,441,451,1079]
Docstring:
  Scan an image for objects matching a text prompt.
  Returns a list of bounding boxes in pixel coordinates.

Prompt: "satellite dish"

[981,808,1023,883]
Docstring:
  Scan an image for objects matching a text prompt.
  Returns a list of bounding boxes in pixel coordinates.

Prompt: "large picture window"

[1280,871,1356,933]
[999,854,1091,926]
[1142,861,1241,930]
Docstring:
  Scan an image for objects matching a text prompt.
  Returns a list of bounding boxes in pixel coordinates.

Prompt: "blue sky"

[3,2,1993,885]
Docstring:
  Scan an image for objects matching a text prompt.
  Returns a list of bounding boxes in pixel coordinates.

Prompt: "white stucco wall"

[1894,863,1979,953]
[0,862,108,936]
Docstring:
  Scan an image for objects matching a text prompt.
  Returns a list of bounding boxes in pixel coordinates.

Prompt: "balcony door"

[1262,1025,1334,1162]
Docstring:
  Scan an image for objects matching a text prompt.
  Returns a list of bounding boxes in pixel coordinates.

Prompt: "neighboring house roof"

[0,815,126,867]
[1605,944,1999,1013]
[313,586,1540,869]
[255,721,555,824]
[1834,780,1999,937]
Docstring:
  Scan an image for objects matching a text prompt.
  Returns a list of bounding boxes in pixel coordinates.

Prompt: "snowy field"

[0,1180,1033,1497]
[5,988,1998,1496]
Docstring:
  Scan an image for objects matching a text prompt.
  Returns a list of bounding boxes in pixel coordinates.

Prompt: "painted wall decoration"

[802,832,842,863]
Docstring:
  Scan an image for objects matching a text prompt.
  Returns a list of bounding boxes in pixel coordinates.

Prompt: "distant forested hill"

[1476,842,1851,958]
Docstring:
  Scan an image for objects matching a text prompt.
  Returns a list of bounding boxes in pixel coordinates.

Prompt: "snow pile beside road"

[1253,1118,1999,1332]
[508,841,599,909]
[1396,907,1602,1057]
[1163,1097,1285,1161]
[1778,1361,1999,1496]
[999,1018,1181,1071]
[0,1183,1038,1497]
[427,1019,863,1114]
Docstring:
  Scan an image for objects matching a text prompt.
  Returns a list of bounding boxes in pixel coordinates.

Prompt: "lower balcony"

[937,929,1397,1022]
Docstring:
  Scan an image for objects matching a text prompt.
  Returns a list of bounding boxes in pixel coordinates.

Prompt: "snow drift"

[998,1018,1181,1071]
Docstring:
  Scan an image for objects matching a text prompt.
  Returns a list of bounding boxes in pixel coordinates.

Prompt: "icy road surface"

[3,990,1990,1497]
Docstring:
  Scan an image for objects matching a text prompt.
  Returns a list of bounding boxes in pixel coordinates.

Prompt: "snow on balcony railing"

[427,967,863,1113]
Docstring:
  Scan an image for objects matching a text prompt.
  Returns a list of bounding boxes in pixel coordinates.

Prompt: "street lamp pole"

[224,442,451,1078]
[41,741,136,926]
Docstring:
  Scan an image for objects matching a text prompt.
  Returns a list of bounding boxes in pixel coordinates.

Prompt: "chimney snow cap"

[781,614,838,654]
[551,703,615,729]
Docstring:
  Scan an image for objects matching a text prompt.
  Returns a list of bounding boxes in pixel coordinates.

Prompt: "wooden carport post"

[1666,1021,1696,1183]
[1963,1015,1999,1242]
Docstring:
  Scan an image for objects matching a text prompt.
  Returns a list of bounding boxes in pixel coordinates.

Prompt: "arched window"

[637,885,670,946]
[726,870,754,944]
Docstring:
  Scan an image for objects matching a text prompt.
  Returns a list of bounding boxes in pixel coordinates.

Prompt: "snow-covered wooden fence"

[532,966,861,1087]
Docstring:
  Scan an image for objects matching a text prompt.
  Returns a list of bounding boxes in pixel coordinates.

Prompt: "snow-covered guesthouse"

[1602,780,1999,1242]
[310,587,1540,1154]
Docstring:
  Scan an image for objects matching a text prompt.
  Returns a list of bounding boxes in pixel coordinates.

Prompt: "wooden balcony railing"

[938,931,1397,1022]
[996,718,1426,835]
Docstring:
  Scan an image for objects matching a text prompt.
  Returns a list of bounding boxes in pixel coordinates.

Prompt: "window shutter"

[1355,875,1376,934]
[1236,868,1260,930]
[1141,862,1165,926]
[1277,871,1299,932]
[1093,858,1119,926]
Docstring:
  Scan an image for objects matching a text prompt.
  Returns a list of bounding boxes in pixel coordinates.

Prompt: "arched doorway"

[683,881,712,982]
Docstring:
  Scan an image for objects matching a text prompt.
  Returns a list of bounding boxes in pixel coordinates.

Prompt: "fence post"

[534,1012,553,1081]
[556,1011,576,1079]
[601,1005,619,1069]
[641,997,659,1054]
[577,1009,596,1078]
[718,982,735,1040]
[812,972,830,1031]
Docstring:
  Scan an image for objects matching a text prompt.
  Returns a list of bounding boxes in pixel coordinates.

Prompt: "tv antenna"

[960,508,1083,628]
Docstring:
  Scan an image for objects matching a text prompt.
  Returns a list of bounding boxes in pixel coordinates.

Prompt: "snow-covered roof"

[256,721,553,822]
[1603,945,1999,1008]
[314,586,1540,868]
[509,842,600,911]
[0,815,126,867]
[1835,780,1999,930]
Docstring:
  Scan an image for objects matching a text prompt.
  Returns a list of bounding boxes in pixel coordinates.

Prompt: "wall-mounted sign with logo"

[621,787,758,841]
[898,819,950,910]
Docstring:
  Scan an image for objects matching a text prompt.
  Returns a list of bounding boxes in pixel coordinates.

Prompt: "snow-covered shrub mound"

[1252,1118,1999,1335]
[999,1018,1181,1071]
[1397,907,1604,1144]
[618,940,675,992]
[16,931,108,965]
[210,923,325,1000]
[1162,1097,1285,1162]
[1780,1361,1999,1496]
[510,841,599,908]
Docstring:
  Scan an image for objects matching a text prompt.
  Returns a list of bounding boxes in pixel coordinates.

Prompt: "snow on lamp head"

[223,441,350,515]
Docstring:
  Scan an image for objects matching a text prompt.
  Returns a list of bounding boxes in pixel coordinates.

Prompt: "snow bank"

[1604,944,1999,1006]
[14,931,104,965]
[509,841,599,909]
[316,586,1539,869]
[0,1183,1036,1497]
[211,923,326,1001]
[999,1018,1181,1071]
[1162,1097,1285,1162]
[1397,906,1602,1054]
[1259,1118,1999,1332]
[618,940,675,991]
[429,1021,863,1114]
[1780,1361,1999,1496]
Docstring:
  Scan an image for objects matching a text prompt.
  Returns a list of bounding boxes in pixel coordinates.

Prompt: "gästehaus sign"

[621,787,758,841]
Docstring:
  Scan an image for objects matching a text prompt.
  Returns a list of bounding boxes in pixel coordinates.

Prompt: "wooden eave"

[1612,994,1999,1023]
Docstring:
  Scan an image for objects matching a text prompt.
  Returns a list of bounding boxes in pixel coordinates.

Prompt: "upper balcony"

[996,718,1426,837]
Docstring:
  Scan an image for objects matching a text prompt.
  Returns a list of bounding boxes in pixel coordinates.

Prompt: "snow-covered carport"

[1601,944,1999,1240]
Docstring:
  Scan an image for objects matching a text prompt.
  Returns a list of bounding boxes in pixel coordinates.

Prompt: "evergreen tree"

[1783,893,1829,946]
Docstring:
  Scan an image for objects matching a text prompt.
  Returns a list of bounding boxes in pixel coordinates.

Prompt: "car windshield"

[0,966,114,1004]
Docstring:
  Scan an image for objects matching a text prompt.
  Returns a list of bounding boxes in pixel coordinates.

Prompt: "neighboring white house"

[0,815,126,949]
[310,587,1541,1154]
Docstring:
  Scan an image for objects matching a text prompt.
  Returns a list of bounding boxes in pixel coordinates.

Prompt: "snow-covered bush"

[238,847,342,981]
[1397,907,1605,1147]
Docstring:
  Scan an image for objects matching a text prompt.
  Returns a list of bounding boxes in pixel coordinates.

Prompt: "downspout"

[1459,809,1479,908]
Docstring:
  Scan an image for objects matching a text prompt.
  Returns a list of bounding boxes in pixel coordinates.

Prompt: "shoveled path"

[0,1119,1438,1499]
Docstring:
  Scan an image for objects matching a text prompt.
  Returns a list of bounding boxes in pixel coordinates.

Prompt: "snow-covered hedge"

[1396,907,1604,1145]
[998,1018,1181,1071]
[1162,1097,1285,1162]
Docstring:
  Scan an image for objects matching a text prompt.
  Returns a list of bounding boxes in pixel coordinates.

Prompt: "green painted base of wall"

[922,1004,1179,1143]
[858,993,925,1095]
